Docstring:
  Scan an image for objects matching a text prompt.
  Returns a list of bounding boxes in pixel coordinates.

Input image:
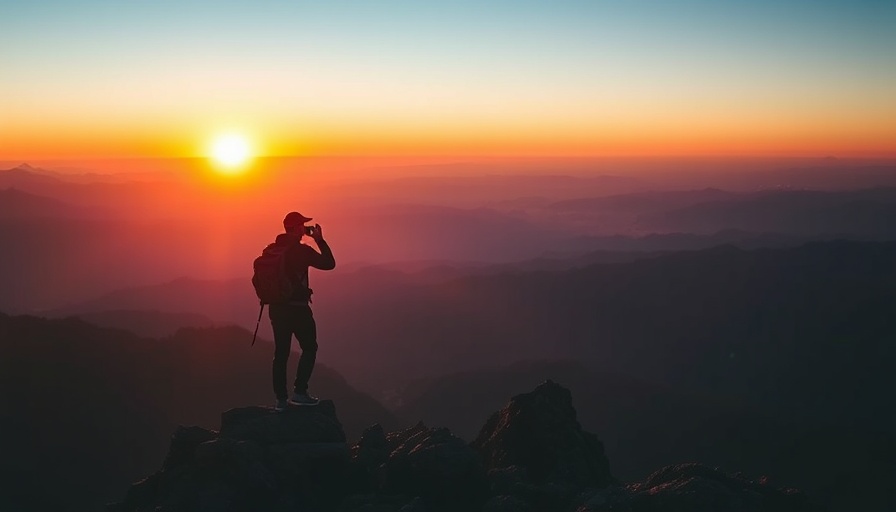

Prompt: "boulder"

[123,437,278,512]
[111,404,349,512]
[486,465,529,495]
[380,423,487,507]
[472,380,614,488]
[220,401,346,444]
[265,441,351,487]
[162,425,217,471]
[353,423,390,471]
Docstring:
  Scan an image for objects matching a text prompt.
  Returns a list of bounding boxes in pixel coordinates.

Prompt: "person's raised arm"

[307,224,335,270]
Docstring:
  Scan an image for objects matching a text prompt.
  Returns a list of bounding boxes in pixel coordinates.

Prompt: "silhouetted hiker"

[252,211,336,412]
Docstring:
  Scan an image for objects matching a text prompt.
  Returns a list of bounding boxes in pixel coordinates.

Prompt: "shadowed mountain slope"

[69,309,219,338]
[0,313,400,512]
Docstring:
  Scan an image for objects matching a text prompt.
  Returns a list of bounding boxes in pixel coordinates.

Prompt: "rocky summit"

[472,380,613,488]
[109,383,825,512]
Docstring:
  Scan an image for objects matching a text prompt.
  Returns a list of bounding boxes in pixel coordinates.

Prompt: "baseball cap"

[283,211,313,227]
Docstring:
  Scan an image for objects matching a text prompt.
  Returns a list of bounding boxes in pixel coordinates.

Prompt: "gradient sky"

[1,0,894,159]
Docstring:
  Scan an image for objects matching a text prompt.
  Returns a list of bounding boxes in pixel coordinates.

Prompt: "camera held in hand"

[304,225,315,236]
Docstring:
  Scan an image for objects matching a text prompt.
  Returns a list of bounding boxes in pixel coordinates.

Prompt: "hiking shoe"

[274,398,288,412]
[289,392,320,406]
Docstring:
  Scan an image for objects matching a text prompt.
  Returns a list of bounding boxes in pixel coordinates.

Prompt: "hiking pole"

[251,302,265,346]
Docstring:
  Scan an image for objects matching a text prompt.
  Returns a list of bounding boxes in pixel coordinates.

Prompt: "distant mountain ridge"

[0,163,179,184]
[635,187,896,236]
[510,186,896,236]
[42,230,824,318]
[5,164,896,311]
[0,163,64,187]
[70,309,220,338]
[0,187,86,218]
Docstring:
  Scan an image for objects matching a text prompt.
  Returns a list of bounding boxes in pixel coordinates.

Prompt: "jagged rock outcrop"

[162,425,217,471]
[110,383,826,512]
[109,402,350,512]
[472,380,614,488]
[342,421,487,510]
[351,423,390,475]
[569,463,823,512]
[380,422,487,504]
[625,463,818,512]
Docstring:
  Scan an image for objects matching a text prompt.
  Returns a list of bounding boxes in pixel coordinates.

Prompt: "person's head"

[283,211,312,234]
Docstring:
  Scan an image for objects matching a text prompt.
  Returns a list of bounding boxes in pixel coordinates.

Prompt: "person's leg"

[292,306,318,395]
[269,304,293,401]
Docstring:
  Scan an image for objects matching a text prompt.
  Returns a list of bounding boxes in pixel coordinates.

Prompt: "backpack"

[250,241,314,346]
[252,242,293,305]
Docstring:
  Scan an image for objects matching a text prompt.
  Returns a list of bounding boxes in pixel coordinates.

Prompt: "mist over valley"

[1,158,894,512]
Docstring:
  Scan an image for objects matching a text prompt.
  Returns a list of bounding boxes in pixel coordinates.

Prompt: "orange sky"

[2,1,894,161]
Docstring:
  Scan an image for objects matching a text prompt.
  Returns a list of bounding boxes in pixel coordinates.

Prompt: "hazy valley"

[1,159,894,511]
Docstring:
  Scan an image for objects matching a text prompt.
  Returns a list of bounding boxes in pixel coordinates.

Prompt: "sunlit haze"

[1,0,894,161]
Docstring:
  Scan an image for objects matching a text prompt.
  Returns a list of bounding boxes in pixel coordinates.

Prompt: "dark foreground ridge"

[109,381,824,512]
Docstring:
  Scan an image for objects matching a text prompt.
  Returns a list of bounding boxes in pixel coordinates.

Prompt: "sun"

[210,134,252,170]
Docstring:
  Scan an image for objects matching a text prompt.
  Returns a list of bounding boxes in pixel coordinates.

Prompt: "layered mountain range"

[2,161,894,512]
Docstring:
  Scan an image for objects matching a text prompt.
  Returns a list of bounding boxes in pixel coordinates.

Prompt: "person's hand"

[311,223,324,242]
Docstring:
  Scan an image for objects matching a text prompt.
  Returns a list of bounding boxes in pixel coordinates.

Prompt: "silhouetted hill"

[538,188,737,233]
[562,228,812,254]
[0,163,64,188]
[339,172,650,208]
[0,219,228,312]
[0,187,89,218]
[511,186,896,237]
[48,277,251,323]
[0,313,401,512]
[110,381,825,512]
[69,309,219,338]
[736,163,896,190]
[549,188,736,212]
[637,187,896,237]
[329,203,571,262]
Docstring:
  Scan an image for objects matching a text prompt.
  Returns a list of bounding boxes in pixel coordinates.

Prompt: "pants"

[269,303,318,400]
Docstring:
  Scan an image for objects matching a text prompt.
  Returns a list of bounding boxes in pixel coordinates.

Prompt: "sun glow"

[211,134,252,170]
